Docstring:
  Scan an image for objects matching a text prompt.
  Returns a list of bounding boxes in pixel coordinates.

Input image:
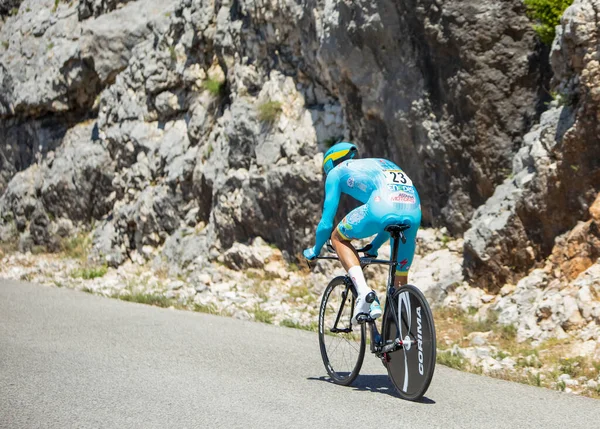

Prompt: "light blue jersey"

[313,158,422,274]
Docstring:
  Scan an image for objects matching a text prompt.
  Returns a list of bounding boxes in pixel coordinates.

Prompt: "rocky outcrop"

[2,1,600,399]
[317,0,545,232]
[0,0,598,306]
[0,0,21,16]
[464,0,600,291]
[0,0,546,268]
[226,0,544,232]
[0,0,179,195]
[78,0,132,20]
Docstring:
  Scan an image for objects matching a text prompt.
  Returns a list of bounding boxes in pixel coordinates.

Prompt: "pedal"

[355,313,373,324]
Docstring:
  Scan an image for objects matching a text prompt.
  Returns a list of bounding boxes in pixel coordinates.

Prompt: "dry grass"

[60,232,92,261]
[252,305,274,324]
[70,265,108,280]
[281,319,318,332]
[434,305,600,398]
[257,100,282,123]
[0,239,19,258]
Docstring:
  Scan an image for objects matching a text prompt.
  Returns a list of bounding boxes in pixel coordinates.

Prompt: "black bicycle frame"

[329,280,354,334]
[365,227,407,355]
[317,224,411,356]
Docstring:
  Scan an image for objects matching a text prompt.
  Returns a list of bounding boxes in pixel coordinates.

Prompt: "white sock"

[348,266,370,297]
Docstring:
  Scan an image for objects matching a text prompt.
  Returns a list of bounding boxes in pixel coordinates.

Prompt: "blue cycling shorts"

[336,193,421,275]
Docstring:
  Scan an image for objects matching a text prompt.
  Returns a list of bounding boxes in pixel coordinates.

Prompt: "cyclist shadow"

[308,375,436,404]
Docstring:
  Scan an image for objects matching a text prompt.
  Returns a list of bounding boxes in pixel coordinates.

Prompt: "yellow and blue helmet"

[323,142,358,175]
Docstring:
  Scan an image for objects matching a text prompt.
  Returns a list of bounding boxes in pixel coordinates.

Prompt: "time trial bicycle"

[312,223,436,401]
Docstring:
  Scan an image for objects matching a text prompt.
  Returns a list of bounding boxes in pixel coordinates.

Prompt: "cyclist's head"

[323,142,358,175]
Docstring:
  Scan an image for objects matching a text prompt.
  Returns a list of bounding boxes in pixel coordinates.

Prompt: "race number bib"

[384,170,413,187]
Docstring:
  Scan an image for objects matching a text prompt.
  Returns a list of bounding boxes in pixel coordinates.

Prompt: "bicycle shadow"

[307,375,435,404]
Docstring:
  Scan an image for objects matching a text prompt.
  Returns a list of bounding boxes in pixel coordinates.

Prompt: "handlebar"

[317,241,396,266]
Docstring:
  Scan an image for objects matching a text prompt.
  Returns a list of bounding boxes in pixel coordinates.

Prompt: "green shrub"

[168,45,177,62]
[193,302,219,315]
[203,78,224,96]
[529,372,542,387]
[117,292,175,308]
[500,323,518,341]
[437,350,465,370]
[257,100,282,123]
[464,310,498,333]
[280,319,318,332]
[559,356,585,378]
[524,0,574,44]
[61,233,92,260]
[323,136,342,148]
[71,265,108,280]
[253,305,274,324]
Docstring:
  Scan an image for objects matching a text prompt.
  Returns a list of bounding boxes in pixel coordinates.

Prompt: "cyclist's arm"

[313,173,341,255]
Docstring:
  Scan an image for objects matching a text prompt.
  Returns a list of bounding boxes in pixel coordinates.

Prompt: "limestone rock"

[78,0,132,20]
[222,238,280,271]
[41,124,115,222]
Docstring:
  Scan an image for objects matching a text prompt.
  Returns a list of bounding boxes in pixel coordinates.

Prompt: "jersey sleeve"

[313,171,342,254]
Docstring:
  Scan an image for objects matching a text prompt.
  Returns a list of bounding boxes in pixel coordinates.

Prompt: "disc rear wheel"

[382,284,436,401]
[318,276,366,386]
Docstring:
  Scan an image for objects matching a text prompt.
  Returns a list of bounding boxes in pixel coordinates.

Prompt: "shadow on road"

[307,375,435,404]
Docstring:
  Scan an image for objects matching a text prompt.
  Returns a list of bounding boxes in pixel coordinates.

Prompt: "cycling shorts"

[336,193,421,275]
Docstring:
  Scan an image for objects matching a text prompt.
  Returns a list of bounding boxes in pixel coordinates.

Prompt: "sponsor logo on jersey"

[347,177,355,188]
[387,184,415,193]
[374,196,381,202]
[347,206,367,223]
[389,192,416,204]
[341,219,353,230]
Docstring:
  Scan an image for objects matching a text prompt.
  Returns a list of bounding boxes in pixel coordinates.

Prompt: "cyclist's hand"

[303,247,318,261]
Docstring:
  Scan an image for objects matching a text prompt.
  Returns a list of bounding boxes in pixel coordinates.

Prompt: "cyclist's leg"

[333,204,382,320]
[389,210,421,288]
[333,204,379,271]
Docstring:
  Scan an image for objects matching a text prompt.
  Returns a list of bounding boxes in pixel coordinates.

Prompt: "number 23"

[389,171,407,184]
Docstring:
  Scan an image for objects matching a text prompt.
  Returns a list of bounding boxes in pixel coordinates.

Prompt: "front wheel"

[382,284,436,401]
[318,276,366,386]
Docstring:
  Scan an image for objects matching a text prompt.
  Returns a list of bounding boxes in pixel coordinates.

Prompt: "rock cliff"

[0,0,599,307]
[464,0,600,290]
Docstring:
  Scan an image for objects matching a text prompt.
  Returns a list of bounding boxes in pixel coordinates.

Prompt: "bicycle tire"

[382,284,436,401]
[318,276,366,386]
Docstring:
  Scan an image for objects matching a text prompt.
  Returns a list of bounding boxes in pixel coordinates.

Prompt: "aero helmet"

[323,142,358,175]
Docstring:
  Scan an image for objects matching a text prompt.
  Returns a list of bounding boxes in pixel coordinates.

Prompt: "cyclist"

[303,142,421,323]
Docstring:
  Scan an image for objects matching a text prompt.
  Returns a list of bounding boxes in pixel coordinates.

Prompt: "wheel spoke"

[318,278,365,385]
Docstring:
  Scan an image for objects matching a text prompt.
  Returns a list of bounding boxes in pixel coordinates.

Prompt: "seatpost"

[388,231,400,292]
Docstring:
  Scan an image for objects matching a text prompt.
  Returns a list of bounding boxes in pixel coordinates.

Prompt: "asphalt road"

[1,279,599,429]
